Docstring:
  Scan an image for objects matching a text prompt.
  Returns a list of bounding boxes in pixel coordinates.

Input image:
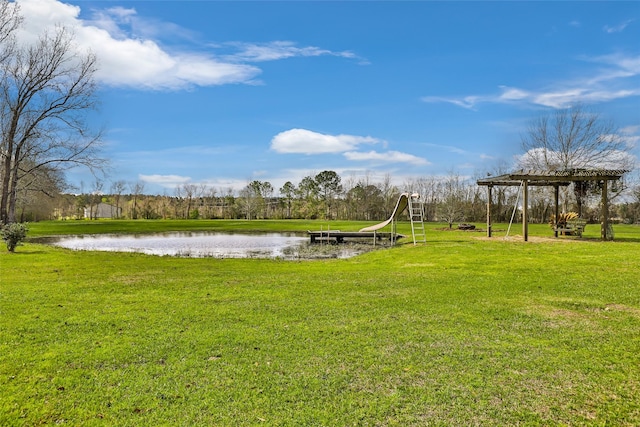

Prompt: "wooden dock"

[308,230,404,244]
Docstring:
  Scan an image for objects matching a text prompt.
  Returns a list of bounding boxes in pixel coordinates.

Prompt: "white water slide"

[358,193,412,232]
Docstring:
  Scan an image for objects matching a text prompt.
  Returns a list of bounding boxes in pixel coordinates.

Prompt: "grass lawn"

[2,220,640,426]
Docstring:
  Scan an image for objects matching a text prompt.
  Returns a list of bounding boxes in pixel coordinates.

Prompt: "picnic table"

[555,218,588,237]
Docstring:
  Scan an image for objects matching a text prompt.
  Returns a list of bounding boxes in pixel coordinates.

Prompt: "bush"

[1,223,29,252]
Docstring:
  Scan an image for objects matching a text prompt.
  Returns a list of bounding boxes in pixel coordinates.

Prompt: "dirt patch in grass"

[435,227,489,232]
[475,235,592,243]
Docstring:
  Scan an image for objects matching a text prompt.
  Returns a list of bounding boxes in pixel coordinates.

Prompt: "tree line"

[16,169,639,226]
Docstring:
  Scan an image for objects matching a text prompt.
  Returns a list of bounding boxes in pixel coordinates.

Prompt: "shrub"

[1,223,29,252]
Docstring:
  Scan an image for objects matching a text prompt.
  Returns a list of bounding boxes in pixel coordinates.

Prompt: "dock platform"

[308,230,404,244]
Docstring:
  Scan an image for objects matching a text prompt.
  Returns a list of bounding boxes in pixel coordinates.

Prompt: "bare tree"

[380,173,399,220]
[0,0,20,63]
[519,105,633,171]
[438,172,467,228]
[181,183,201,219]
[222,187,235,219]
[129,181,145,219]
[110,180,127,219]
[239,181,261,220]
[201,186,217,219]
[0,6,105,224]
[14,162,63,221]
[87,179,103,220]
[519,105,634,216]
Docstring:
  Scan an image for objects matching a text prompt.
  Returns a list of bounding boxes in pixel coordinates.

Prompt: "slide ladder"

[408,193,426,245]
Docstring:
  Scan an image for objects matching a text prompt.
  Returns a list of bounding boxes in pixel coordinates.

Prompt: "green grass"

[2,221,640,425]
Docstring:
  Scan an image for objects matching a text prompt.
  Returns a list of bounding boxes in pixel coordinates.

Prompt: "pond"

[38,232,373,260]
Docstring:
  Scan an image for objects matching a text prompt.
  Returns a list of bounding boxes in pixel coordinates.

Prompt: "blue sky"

[17,0,640,194]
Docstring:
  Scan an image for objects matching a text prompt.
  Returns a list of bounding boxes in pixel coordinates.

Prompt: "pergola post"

[601,179,610,241]
[554,185,560,238]
[486,185,492,238]
[522,180,528,242]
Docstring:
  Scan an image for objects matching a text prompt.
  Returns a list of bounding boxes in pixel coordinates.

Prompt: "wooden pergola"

[477,169,628,241]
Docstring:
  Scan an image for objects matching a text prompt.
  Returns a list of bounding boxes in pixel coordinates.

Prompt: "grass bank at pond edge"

[2,221,640,425]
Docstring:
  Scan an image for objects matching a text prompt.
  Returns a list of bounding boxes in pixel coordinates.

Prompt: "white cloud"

[13,0,359,91]
[423,142,470,155]
[270,129,428,166]
[14,0,260,90]
[223,41,358,63]
[344,150,429,165]
[138,174,254,192]
[139,174,192,186]
[199,178,251,192]
[619,126,640,149]
[423,53,640,109]
[86,7,136,39]
[422,95,483,110]
[498,86,530,102]
[604,19,635,34]
[270,128,381,154]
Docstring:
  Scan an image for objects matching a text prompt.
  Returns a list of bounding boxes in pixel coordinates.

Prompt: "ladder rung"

[408,194,426,245]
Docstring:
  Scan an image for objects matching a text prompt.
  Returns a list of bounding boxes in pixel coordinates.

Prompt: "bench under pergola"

[477,169,628,241]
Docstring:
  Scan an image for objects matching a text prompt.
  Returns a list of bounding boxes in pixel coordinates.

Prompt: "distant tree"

[405,176,439,221]
[239,181,262,220]
[361,184,385,220]
[0,6,105,224]
[519,105,634,217]
[296,176,320,219]
[88,179,104,220]
[482,160,522,223]
[279,181,295,218]
[380,173,399,220]
[631,182,640,223]
[140,194,157,219]
[129,181,145,219]
[201,186,217,219]
[438,172,467,228]
[156,193,172,219]
[258,181,274,218]
[222,187,235,219]
[74,193,88,219]
[345,183,366,220]
[315,170,342,219]
[181,183,201,219]
[110,180,127,219]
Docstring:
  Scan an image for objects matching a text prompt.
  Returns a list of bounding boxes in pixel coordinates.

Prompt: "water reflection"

[42,231,368,259]
[44,232,304,258]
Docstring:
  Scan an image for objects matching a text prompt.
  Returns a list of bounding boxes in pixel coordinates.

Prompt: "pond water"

[41,232,370,259]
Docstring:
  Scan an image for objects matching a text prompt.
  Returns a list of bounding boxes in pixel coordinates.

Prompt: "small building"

[84,202,122,219]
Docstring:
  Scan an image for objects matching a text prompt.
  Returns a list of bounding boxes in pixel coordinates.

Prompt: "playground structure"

[308,193,426,245]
